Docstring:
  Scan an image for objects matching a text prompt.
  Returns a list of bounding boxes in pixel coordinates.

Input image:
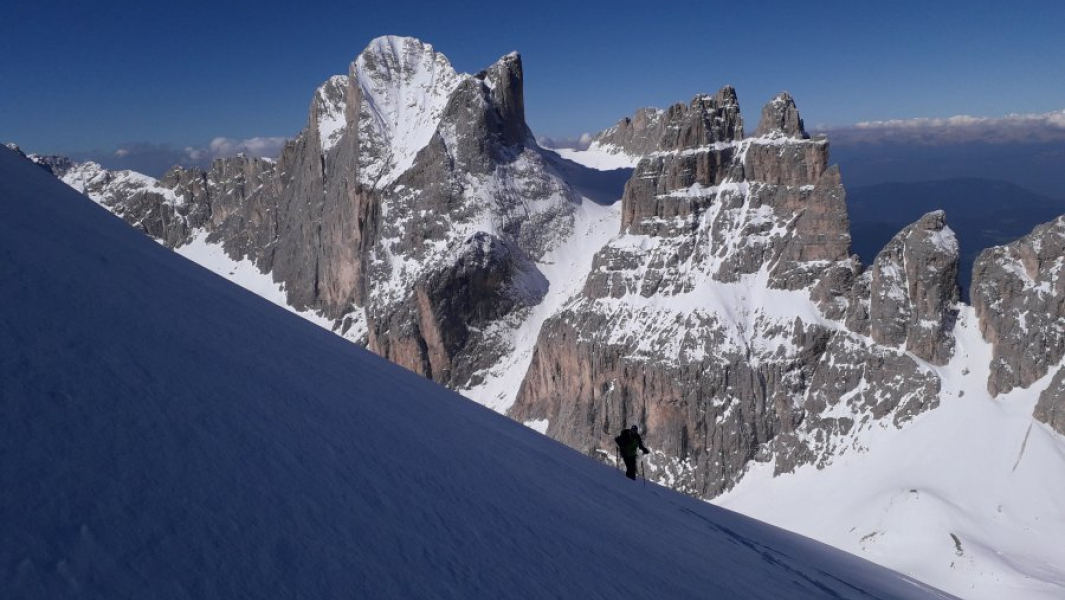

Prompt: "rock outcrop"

[861,211,960,365]
[589,89,745,161]
[972,216,1065,396]
[510,91,942,497]
[1035,368,1065,436]
[588,108,666,157]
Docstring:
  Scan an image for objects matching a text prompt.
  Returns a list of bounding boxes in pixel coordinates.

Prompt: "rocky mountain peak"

[754,92,807,139]
[475,51,530,147]
[588,86,742,157]
[350,35,463,186]
[659,85,744,151]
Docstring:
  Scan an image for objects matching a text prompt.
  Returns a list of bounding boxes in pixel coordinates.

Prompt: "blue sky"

[3,0,1064,161]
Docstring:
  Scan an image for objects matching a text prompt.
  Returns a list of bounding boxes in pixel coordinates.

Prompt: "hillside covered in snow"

[0,145,961,598]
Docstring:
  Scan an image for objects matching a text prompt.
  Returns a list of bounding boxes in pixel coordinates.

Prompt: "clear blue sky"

[3,0,1064,156]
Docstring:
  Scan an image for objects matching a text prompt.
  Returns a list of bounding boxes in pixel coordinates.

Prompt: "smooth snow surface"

[718,306,1065,600]
[0,146,953,599]
[551,144,641,170]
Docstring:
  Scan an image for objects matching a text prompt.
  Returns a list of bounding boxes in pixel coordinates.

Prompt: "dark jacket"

[614,429,649,458]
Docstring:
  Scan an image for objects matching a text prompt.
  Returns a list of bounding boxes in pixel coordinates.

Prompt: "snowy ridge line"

[53,158,367,345]
[62,161,184,207]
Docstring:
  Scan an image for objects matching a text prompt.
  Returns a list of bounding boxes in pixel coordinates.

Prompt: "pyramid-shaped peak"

[353,35,457,82]
[347,36,463,185]
[754,91,807,139]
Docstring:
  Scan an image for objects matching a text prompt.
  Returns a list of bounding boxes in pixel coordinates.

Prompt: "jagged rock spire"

[866,210,960,365]
[754,92,807,139]
[476,51,530,147]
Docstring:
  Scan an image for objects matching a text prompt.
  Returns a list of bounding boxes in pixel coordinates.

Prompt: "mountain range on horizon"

[5,34,1065,600]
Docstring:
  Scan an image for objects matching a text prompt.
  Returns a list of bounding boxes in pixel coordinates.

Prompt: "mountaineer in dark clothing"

[615,425,650,480]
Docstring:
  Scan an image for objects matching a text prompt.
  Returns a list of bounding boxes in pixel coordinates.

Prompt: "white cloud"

[822,109,1065,145]
[537,133,594,150]
[184,136,288,162]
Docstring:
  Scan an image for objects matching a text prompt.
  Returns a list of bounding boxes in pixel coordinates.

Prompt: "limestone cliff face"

[590,88,744,160]
[357,44,576,388]
[60,36,580,390]
[972,216,1065,396]
[861,211,960,365]
[510,92,943,497]
[1035,368,1065,436]
[589,108,666,157]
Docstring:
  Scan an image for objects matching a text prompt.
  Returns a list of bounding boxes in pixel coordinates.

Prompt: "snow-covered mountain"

[1,143,961,599]
[15,35,1065,599]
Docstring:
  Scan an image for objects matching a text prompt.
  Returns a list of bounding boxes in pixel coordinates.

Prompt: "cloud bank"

[537,132,593,150]
[60,136,291,178]
[820,109,1065,145]
[183,136,288,162]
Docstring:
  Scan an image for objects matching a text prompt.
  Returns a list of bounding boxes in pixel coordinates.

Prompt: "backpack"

[615,430,639,457]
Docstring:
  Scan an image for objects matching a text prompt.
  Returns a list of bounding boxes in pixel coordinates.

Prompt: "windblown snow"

[0,145,953,599]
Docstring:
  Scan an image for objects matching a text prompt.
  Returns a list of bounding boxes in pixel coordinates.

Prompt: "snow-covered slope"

[718,307,1065,600]
[463,197,622,412]
[549,144,641,170]
[0,144,956,599]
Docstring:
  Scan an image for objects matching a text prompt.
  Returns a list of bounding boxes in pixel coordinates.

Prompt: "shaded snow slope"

[0,146,953,599]
[718,306,1065,600]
